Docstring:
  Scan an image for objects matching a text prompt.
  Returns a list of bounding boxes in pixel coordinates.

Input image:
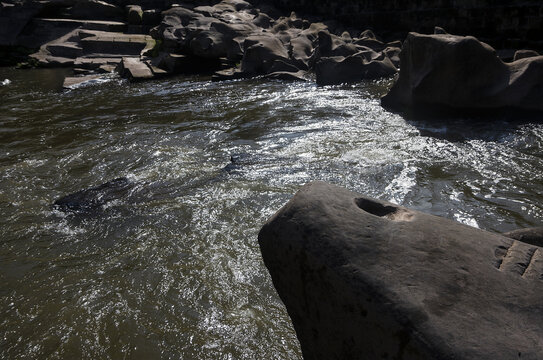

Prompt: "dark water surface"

[1,68,542,359]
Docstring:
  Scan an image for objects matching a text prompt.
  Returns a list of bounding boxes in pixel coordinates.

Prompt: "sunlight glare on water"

[0,68,542,359]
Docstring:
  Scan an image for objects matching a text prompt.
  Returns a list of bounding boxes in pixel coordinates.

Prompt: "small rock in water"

[54,177,133,213]
[222,153,253,173]
[1,79,11,86]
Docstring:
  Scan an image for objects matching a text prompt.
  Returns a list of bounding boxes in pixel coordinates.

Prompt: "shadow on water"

[399,109,543,143]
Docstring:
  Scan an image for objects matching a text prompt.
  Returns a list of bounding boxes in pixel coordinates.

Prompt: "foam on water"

[1,67,542,359]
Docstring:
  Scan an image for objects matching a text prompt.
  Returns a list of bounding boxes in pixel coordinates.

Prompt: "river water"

[1,67,542,359]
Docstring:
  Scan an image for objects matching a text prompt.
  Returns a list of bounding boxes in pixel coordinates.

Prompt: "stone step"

[46,42,83,59]
[35,18,127,33]
[118,57,154,81]
[79,31,153,56]
[73,56,125,70]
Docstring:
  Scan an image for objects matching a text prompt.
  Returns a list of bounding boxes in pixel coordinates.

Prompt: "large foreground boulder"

[259,181,543,359]
[382,32,543,114]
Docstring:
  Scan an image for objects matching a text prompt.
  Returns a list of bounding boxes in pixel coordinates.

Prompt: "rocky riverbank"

[0,0,402,87]
[2,0,542,115]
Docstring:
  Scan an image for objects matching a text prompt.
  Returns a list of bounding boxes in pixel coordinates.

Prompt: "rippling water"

[1,67,542,359]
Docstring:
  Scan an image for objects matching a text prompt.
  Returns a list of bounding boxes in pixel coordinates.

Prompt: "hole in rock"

[355,198,398,217]
[355,198,414,221]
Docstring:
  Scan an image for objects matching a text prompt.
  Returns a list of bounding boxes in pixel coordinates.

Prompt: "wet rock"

[259,181,543,360]
[264,70,307,81]
[117,56,154,81]
[513,49,540,61]
[63,74,105,89]
[382,32,543,114]
[316,51,397,85]
[211,67,245,81]
[54,177,133,212]
[503,227,543,248]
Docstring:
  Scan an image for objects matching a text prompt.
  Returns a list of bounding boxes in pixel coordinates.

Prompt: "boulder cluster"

[1,0,401,86]
[150,0,400,83]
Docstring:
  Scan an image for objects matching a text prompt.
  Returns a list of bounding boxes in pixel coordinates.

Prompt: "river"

[1,67,542,359]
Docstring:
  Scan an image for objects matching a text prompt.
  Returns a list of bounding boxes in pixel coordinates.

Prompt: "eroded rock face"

[316,51,397,85]
[381,32,543,114]
[151,1,400,82]
[259,181,543,360]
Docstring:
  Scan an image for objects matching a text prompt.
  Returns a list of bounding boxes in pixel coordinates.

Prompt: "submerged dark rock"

[54,177,134,212]
[259,181,543,359]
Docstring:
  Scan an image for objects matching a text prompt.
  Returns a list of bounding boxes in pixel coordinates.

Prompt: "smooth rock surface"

[382,32,543,114]
[259,181,543,360]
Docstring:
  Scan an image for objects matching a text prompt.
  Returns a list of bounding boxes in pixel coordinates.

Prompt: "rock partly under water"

[382,32,543,115]
[54,177,134,213]
[259,181,543,359]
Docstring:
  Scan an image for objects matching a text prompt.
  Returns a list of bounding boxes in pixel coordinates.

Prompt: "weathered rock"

[514,49,540,61]
[289,33,313,69]
[29,28,82,67]
[259,181,543,360]
[383,46,401,68]
[190,21,257,59]
[503,227,543,248]
[73,56,123,70]
[240,34,290,75]
[211,67,245,81]
[80,30,154,56]
[382,32,543,114]
[69,0,124,21]
[316,51,397,85]
[353,29,385,52]
[117,56,154,81]
[315,30,359,58]
[126,5,143,25]
[252,13,273,29]
[264,69,307,81]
